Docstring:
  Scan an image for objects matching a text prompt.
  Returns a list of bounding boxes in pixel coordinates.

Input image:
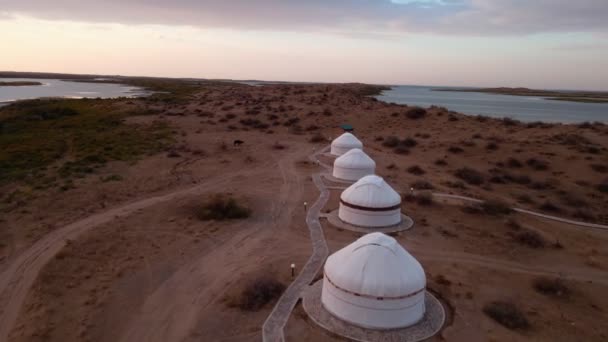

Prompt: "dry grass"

[229,275,285,311]
[533,277,571,299]
[195,194,251,221]
[454,167,484,185]
[483,301,530,330]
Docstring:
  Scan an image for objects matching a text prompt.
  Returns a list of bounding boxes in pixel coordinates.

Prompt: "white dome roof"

[334,148,375,169]
[340,175,401,208]
[324,232,426,298]
[332,133,363,149]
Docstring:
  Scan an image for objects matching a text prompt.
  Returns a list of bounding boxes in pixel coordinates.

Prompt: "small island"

[0,81,43,87]
[434,87,608,103]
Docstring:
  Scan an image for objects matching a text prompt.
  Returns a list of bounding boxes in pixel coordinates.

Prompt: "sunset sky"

[1,1,607,90]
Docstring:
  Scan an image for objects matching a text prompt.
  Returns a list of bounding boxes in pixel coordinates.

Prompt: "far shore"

[433,87,608,103]
[0,81,43,87]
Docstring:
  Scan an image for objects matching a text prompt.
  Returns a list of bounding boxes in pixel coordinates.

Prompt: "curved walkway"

[432,193,608,231]
[262,145,331,342]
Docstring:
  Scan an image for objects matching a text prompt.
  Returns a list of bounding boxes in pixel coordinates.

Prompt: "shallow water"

[0,78,147,106]
[376,86,608,123]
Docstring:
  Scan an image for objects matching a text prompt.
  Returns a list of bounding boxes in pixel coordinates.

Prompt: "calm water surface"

[376,86,608,123]
[0,78,147,106]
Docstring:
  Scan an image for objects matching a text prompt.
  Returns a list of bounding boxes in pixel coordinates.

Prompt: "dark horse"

[233,139,244,147]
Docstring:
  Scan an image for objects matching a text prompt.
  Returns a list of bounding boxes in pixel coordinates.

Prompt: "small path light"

[291,263,296,278]
[304,201,308,212]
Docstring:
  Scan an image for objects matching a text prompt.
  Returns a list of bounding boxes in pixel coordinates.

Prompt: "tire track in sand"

[0,172,242,341]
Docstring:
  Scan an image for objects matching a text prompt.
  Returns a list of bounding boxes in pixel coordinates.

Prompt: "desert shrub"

[454,167,484,185]
[448,114,459,121]
[516,194,534,204]
[480,199,513,216]
[573,209,595,221]
[195,195,251,220]
[402,192,434,206]
[526,158,549,170]
[322,108,333,116]
[235,276,285,311]
[483,301,530,330]
[447,146,464,154]
[506,158,523,168]
[405,107,427,119]
[533,278,570,298]
[272,142,287,150]
[374,136,384,141]
[394,146,410,155]
[502,117,520,126]
[309,132,325,143]
[560,194,587,207]
[386,163,398,170]
[597,181,608,193]
[539,201,562,213]
[435,159,447,166]
[400,137,418,148]
[411,180,434,190]
[407,165,425,175]
[416,193,434,206]
[486,142,499,150]
[382,136,400,148]
[590,164,608,173]
[514,230,545,248]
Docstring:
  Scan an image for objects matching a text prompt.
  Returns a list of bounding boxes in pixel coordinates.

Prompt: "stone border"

[303,280,445,342]
[325,209,414,233]
[321,172,357,185]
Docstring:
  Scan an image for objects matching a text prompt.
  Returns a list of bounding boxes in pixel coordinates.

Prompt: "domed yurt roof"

[334,148,375,170]
[332,132,362,147]
[340,175,401,209]
[324,232,425,298]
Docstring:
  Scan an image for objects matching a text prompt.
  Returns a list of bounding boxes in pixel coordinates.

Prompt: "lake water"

[376,86,608,123]
[0,78,148,106]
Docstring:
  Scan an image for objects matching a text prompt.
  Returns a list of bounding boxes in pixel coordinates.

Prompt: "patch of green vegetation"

[0,98,173,185]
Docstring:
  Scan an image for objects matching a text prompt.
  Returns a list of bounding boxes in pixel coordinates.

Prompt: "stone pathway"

[325,210,414,234]
[262,146,331,342]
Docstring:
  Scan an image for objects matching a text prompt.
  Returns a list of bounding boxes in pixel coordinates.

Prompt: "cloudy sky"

[1,0,607,89]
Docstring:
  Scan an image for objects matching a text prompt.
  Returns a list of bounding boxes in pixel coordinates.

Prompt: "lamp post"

[291,263,296,278]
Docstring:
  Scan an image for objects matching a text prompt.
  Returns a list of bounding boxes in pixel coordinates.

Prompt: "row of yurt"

[305,132,437,336]
[330,132,403,228]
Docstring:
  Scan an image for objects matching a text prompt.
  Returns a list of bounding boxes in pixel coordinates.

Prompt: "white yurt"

[321,232,426,329]
[331,132,363,156]
[332,148,376,181]
[339,175,402,227]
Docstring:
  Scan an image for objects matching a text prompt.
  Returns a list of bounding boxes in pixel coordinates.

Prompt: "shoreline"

[432,87,608,104]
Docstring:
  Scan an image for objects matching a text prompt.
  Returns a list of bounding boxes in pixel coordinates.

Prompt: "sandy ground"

[1,82,608,341]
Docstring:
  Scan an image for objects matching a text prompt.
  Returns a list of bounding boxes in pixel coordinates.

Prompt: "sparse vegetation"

[195,194,251,221]
[405,107,426,119]
[309,132,326,143]
[514,230,545,248]
[407,165,425,175]
[454,167,484,185]
[483,301,530,330]
[533,277,570,298]
[230,275,285,311]
[0,98,173,185]
[480,199,513,216]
